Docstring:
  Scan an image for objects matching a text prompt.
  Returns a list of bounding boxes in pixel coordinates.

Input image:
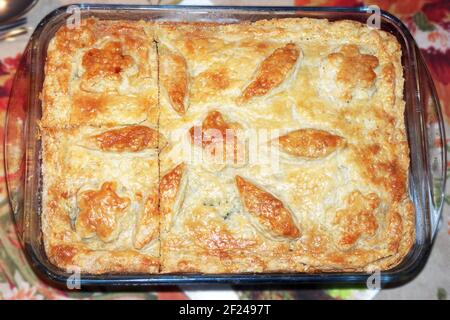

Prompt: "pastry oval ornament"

[278,129,346,159]
[90,125,161,152]
[235,176,300,239]
[239,43,300,104]
[134,191,159,250]
[133,164,185,250]
[160,163,187,232]
[76,182,130,242]
[160,47,189,115]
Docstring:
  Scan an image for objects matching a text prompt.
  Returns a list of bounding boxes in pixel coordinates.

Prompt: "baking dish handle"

[417,46,447,241]
[4,44,31,245]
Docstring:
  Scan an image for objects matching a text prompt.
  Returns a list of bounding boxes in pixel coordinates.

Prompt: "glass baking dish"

[4,4,446,287]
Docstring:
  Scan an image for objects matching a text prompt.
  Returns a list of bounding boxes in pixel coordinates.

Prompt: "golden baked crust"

[42,17,414,274]
[41,19,158,127]
[42,126,160,273]
[157,18,414,273]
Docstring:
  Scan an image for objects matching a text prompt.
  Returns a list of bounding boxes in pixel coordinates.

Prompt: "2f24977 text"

[223,304,270,315]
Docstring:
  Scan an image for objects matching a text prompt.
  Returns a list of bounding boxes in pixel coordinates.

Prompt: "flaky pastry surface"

[42,18,414,274]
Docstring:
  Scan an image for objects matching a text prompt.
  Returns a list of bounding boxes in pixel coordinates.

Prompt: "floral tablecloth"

[0,0,448,300]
